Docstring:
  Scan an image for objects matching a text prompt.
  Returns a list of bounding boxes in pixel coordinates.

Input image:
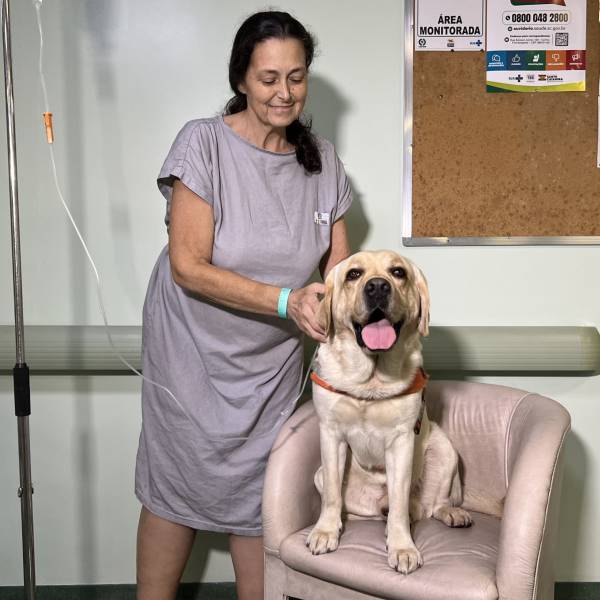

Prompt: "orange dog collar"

[310,367,429,434]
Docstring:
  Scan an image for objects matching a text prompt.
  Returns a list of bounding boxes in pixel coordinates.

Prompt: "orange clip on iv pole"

[43,112,53,143]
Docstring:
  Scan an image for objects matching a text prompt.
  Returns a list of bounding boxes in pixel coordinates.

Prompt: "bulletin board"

[404,0,600,245]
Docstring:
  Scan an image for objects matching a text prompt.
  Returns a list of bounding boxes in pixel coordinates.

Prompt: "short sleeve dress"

[135,116,352,535]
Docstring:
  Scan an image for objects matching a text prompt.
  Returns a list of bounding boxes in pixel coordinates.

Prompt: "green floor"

[0,583,235,600]
[0,582,597,599]
[555,583,600,600]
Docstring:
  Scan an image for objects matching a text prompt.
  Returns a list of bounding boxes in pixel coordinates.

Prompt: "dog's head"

[318,250,430,352]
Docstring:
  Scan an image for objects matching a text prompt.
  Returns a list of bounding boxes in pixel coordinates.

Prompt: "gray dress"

[135,116,352,535]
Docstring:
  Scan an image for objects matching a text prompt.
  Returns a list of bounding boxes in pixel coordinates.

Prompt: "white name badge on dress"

[314,212,331,226]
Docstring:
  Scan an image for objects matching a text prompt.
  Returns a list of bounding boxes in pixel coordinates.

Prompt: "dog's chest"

[315,388,422,454]
[333,395,418,429]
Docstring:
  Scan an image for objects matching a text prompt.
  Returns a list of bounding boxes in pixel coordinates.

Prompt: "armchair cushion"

[280,514,499,600]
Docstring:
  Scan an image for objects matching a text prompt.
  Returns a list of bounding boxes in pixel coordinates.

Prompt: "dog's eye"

[345,269,363,281]
[390,267,406,279]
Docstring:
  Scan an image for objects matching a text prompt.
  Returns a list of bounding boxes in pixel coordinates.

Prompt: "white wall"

[0,0,598,586]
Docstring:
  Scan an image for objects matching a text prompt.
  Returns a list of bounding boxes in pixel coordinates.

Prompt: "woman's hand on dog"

[288,283,327,342]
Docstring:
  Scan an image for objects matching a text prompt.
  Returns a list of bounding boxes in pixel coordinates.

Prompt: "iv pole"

[2,0,37,597]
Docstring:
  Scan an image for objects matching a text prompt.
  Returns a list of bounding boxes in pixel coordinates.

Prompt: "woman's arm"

[319,217,351,279]
[168,179,327,341]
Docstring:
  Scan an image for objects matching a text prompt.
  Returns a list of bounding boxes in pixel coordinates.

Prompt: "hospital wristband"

[278,287,293,319]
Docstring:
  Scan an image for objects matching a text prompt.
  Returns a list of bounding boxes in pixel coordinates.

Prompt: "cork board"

[411,0,600,239]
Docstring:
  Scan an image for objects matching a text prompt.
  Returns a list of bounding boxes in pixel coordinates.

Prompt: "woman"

[135,11,352,600]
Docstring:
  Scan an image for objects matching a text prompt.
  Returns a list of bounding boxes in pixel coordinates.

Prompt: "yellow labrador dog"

[306,250,472,574]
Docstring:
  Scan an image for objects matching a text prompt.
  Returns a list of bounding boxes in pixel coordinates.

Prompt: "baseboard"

[0,581,596,599]
[555,582,600,600]
[0,582,236,600]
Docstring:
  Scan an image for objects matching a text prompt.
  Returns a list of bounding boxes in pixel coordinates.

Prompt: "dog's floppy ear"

[412,264,430,337]
[316,276,335,339]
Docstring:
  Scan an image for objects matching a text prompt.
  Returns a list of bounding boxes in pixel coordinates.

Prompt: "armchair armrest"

[497,393,571,600]
[263,400,322,556]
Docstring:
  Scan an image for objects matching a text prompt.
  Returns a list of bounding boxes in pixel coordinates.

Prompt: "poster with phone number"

[486,0,586,92]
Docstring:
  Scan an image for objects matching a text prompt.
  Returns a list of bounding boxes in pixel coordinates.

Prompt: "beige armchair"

[263,380,571,600]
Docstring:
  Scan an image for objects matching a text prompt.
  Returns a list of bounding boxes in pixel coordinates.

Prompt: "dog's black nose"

[364,277,391,308]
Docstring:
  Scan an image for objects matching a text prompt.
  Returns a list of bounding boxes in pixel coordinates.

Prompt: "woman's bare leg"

[229,534,264,600]
[136,506,196,600]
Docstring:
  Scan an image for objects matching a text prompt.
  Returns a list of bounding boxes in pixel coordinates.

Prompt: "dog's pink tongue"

[361,319,397,351]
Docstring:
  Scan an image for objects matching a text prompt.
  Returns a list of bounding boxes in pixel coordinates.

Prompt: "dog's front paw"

[306,521,342,555]
[434,506,473,528]
[387,544,423,574]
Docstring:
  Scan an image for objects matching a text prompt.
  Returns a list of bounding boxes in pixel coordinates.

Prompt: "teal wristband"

[278,288,293,319]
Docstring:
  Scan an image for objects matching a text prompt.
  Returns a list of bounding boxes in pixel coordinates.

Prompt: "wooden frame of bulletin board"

[402,0,600,246]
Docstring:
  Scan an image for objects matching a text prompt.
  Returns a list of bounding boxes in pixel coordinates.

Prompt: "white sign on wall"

[415,0,485,51]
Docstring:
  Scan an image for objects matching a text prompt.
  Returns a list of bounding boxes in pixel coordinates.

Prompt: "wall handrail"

[1,325,599,374]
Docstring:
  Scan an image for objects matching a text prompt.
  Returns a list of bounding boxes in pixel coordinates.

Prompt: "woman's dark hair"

[224,11,321,174]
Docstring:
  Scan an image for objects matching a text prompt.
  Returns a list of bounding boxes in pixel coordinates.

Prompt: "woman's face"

[239,37,308,130]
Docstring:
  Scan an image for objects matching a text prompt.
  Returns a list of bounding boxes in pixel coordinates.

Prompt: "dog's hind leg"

[418,424,472,528]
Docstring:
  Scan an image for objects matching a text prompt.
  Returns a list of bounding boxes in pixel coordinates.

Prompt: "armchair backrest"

[425,380,534,503]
